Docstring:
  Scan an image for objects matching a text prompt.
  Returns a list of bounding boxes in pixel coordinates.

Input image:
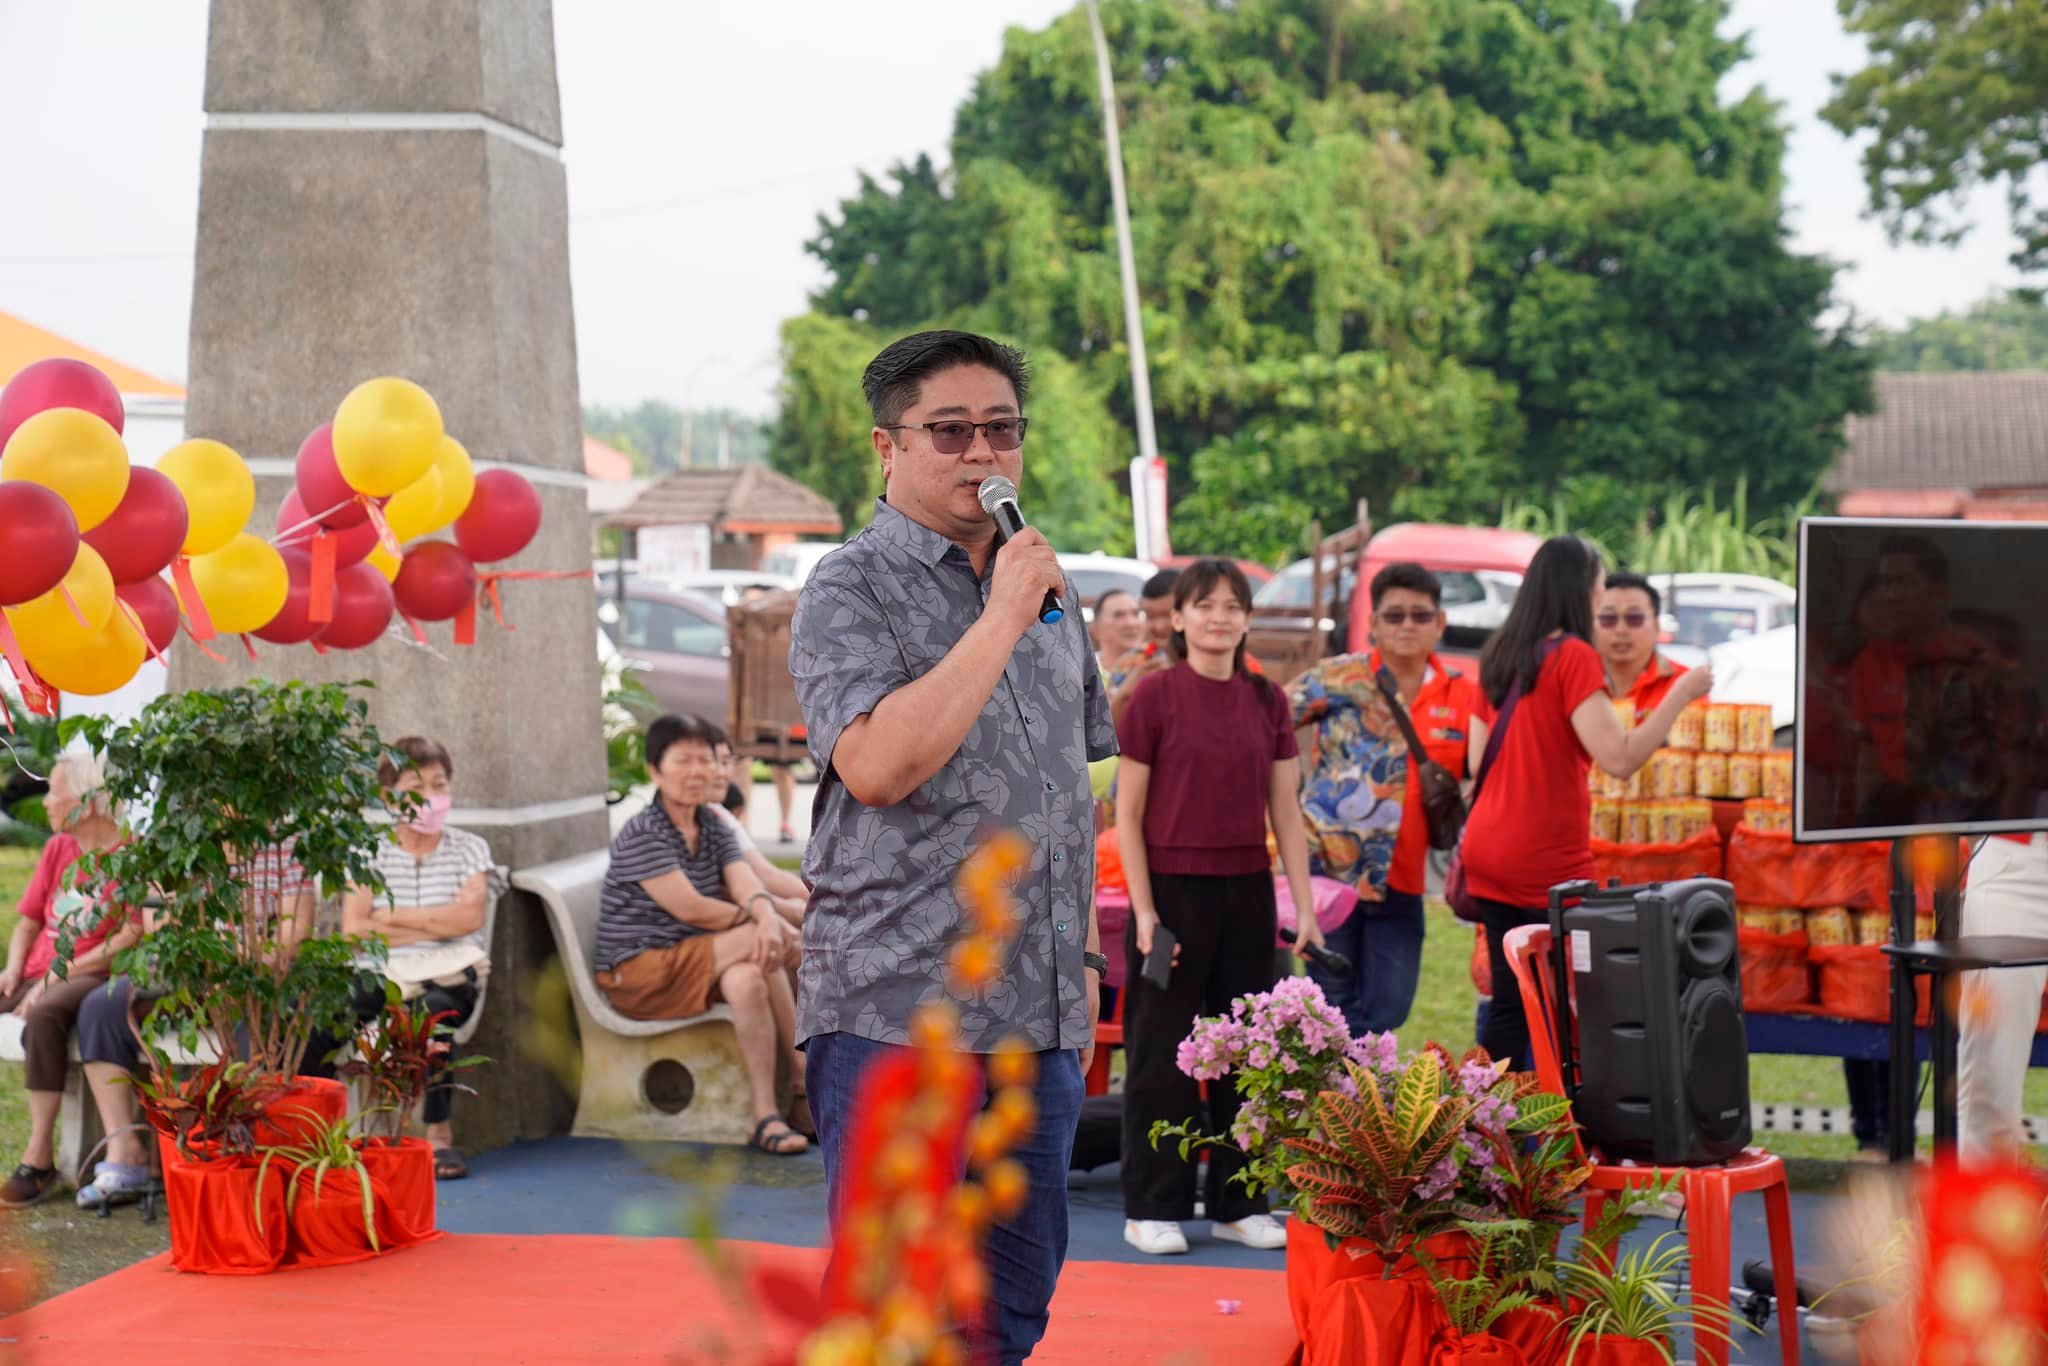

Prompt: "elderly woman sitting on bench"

[596,714,808,1155]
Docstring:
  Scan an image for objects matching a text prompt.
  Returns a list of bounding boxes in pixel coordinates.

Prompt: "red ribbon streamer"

[454,595,477,647]
[115,600,167,669]
[309,530,337,624]
[396,609,427,646]
[182,619,228,664]
[364,498,402,559]
[0,617,53,718]
[59,585,90,630]
[171,556,216,641]
[241,634,258,661]
[470,570,594,641]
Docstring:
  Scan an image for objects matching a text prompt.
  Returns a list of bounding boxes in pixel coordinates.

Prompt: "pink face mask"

[408,791,453,836]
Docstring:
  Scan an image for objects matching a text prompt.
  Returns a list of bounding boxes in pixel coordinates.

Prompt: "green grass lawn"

[0,844,35,1166]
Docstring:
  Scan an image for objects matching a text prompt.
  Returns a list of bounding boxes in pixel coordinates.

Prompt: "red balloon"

[252,547,323,645]
[392,541,477,622]
[276,489,375,567]
[454,469,542,564]
[0,358,125,452]
[82,467,189,585]
[295,423,373,528]
[115,576,180,655]
[0,482,82,606]
[317,561,395,649]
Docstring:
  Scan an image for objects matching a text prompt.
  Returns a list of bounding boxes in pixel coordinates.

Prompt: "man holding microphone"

[789,331,1117,1364]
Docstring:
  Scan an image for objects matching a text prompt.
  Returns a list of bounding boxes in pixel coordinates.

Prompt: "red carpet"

[7,1234,1295,1364]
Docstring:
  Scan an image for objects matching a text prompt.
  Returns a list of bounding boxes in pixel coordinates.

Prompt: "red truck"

[1346,523,1543,674]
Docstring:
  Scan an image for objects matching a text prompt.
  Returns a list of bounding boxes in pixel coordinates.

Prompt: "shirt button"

[1056,922,1069,934]
[1052,851,1063,863]
[1044,780,1055,791]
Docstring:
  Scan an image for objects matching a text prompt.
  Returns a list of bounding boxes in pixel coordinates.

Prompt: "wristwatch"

[1081,951,1109,975]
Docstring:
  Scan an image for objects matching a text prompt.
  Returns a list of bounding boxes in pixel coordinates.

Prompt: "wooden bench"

[513,852,754,1144]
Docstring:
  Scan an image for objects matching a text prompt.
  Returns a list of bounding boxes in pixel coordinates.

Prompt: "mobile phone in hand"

[1141,924,1178,990]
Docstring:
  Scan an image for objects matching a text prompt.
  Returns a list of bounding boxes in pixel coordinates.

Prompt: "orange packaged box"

[1738,704,1774,754]
[1669,700,1706,751]
[1590,799,1621,843]
[1761,752,1793,803]
[1853,908,1890,946]
[1806,906,1852,947]
[1648,749,1694,798]
[1621,802,1653,846]
[1695,752,1730,798]
[1728,753,1761,800]
[1656,801,1692,845]
[1702,702,1740,753]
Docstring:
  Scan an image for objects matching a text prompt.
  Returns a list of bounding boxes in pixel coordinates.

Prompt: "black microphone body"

[977,477,1064,625]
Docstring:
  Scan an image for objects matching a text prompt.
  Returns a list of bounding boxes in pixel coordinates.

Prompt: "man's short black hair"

[722,780,747,813]
[862,330,1030,428]
[1370,562,1442,610]
[1879,533,1950,589]
[647,713,720,771]
[1140,568,1181,601]
[1603,571,1662,616]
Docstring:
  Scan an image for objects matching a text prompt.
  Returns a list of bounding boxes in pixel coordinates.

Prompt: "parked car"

[1056,552,1157,621]
[1659,587,1797,668]
[760,540,841,585]
[1255,557,1359,635]
[655,569,798,608]
[597,585,729,723]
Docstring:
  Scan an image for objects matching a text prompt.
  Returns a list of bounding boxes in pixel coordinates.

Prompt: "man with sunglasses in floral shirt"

[1596,572,1690,719]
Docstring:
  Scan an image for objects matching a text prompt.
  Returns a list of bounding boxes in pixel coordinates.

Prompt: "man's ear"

[872,426,895,480]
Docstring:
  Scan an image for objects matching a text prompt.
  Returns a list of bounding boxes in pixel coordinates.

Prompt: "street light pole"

[1085,0,1163,550]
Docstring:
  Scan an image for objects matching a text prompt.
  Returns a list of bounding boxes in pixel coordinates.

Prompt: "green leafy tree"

[584,400,770,474]
[1868,289,2048,371]
[776,0,1870,559]
[1823,0,2048,273]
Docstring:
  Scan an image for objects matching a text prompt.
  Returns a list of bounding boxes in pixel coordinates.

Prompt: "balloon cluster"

[0,360,546,702]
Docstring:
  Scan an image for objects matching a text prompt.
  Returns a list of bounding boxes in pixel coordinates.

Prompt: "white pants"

[1957,833,2048,1160]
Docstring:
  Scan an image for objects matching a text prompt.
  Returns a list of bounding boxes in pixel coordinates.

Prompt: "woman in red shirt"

[1462,537,1713,1069]
[1115,560,1322,1257]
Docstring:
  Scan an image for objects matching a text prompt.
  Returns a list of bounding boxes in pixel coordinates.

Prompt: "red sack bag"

[281,1162,385,1269]
[1287,1219,1474,1342]
[1811,943,1931,1026]
[1490,1303,1568,1366]
[1737,927,1812,1013]
[1591,829,1726,887]
[1303,1271,1446,1366]
[160,1135,288,1276]
[1726,826,1891,910]
[1562,1336,1669,1366]
[359,1137,439,1247]
[1094,828,1126,895]
[1429,1333,1531,1365]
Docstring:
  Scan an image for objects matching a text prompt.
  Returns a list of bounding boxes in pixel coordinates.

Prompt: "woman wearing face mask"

[338,736,497,1180]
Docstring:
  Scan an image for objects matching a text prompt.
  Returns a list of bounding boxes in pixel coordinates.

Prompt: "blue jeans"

[807,1031,1084,1365]
[1305,889,1426,1038]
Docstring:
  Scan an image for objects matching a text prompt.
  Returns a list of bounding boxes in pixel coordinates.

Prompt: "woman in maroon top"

[1114,559,1321,1257]
[1461,537,1713,1071]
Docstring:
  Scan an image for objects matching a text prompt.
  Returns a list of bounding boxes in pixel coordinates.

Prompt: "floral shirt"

[1286,652,1406,896]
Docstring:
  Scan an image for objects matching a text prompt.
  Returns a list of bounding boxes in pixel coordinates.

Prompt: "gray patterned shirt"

[789,498,1118,1052]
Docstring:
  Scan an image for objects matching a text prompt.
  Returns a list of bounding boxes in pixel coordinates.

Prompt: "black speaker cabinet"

[1553,877,1752,1166]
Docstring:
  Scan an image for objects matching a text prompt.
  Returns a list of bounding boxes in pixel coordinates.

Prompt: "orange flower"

[987,1038,1037,1092]
[983,1158,1030,1220]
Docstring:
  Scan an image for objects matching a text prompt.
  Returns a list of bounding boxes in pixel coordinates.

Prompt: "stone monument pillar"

[180,0,601,1149]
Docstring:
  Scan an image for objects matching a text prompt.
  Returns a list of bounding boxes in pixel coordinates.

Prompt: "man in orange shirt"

[1287,564,1487,1035]
[1596,573,1688,719]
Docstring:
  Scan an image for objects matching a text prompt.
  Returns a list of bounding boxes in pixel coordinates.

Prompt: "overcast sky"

[0,1,2025,417]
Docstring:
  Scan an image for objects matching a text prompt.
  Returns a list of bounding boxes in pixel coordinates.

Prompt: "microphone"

[975,475,1064,625]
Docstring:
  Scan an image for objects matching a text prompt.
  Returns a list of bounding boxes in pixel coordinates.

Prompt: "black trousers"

[305,970,481,1127]
[1478,897,1545,1072]
[1121,870,1277,1223]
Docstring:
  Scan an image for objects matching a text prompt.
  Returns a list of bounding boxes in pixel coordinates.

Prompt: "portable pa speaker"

[1553,877,1752,1166]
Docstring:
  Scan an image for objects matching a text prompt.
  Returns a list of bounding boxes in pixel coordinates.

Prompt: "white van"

[761,541,841,585]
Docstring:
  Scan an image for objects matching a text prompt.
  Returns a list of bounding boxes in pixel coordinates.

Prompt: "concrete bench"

[513,852,753,1144]
[0,1011,214,1179]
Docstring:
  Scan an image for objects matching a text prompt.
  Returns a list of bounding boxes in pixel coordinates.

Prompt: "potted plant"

[130,1047,291,1274]
[337,993,485,1241]
[256,1113,386,1267]
[1554,1233,1740,1366]
[60,681,400,1117]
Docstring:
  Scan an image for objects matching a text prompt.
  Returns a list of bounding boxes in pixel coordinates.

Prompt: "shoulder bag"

[1374,666,1467,852]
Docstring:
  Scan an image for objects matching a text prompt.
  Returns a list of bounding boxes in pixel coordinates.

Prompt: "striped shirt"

[596,802,743,973]
[365,827,496,971]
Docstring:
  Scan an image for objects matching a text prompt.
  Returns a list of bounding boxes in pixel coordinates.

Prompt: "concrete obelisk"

[179,0,602,1149]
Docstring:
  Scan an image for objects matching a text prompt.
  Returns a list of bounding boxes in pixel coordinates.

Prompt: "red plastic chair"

[1084,985,1125,1097]
[1502,923,1799,1366]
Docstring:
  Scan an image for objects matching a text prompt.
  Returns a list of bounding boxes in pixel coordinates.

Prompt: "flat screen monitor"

[1796,517,2048,842]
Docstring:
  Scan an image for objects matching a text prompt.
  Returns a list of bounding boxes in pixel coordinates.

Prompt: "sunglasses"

[1376,609,1438,626]
[884,418,1028,455]
[1597,612,1652,629]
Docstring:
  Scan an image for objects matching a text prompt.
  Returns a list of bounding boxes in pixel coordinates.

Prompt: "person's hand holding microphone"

[977,476,1067,639]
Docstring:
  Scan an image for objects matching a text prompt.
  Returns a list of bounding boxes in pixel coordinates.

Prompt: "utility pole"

[1085,0,1164,554]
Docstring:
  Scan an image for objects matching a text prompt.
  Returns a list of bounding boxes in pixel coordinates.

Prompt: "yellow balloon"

[186,533,288,636]
[26,607,146,697]
[366,544,402,583]
[428,435,475,531]
[4,545,116,657]
[157,438,255,557]
[333,377,442,497]
[0,407,130,532]
[382,466,445,544]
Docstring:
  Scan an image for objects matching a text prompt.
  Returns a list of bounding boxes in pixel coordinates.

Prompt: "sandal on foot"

[0,1164,59,1208]
[433,1147,469,1181]
[748,1116,808,1156]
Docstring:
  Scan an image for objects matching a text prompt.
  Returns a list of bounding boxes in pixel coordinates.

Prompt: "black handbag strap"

[1468,638,1562,806]
[1374,666,1435,766]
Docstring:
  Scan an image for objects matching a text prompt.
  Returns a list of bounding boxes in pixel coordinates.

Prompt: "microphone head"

[976,475,1020,516]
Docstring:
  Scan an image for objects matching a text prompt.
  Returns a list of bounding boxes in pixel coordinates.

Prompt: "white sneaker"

[1124,1219,1190,1255]
[1212,1214,1288,1249]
